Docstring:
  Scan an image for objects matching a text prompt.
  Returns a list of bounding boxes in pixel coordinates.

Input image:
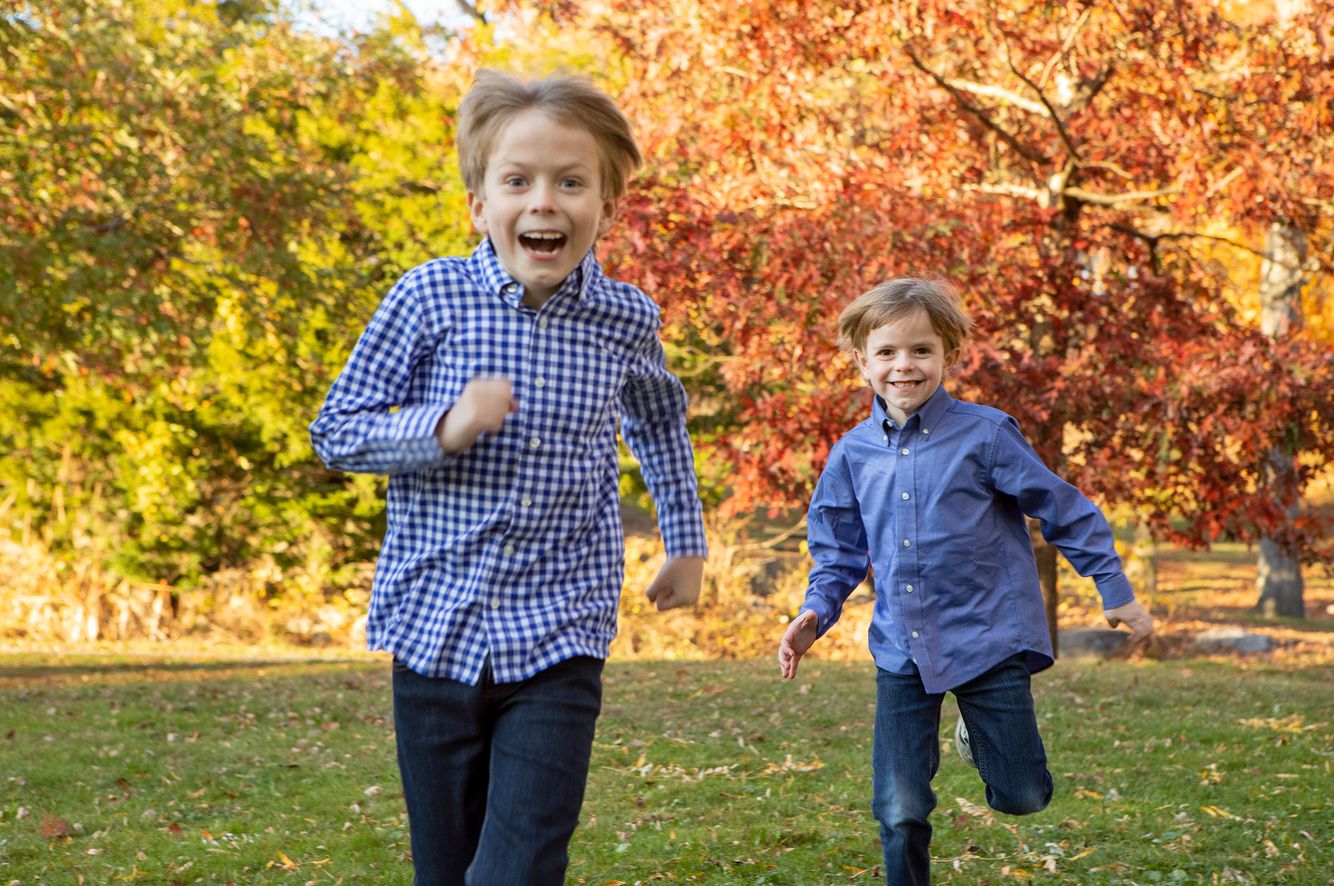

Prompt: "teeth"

[524,232,563,240]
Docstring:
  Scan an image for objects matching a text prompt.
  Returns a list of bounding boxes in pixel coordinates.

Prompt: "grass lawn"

[0,653,1330,884]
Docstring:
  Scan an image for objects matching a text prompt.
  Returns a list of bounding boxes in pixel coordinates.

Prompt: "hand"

[777,610,819,680]
[1104,599,1155,649]
[436,377,519,454]
[645,556,704,611]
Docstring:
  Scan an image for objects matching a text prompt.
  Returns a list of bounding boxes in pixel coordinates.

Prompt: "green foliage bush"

[0,1,475,618]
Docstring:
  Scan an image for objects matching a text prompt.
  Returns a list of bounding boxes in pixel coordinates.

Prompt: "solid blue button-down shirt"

[800,385,1134,694]
[310,240,707,685]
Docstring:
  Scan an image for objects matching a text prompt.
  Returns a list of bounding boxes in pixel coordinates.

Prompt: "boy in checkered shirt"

[310,70,707,885]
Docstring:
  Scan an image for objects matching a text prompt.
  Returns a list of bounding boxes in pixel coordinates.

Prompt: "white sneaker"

[955,716,976,768]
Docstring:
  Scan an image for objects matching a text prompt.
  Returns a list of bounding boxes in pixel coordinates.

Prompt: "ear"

[945,348,962,370]
[466,191,488,234]
[597,196,618,237]
[851,348,870,378]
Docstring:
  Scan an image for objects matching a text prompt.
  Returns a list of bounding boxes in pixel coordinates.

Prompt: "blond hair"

[838,278,972,356]
[456,69,642,202]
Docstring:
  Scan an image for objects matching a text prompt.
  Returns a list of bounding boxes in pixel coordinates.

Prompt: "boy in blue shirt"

[311,70,707,885]
[777,278,1153,885]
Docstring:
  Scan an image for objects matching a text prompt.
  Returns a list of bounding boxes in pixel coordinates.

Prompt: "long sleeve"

[987,417,1134,609]
[619,324,708,558]
[801,444,871,637]
[309,271,455,476]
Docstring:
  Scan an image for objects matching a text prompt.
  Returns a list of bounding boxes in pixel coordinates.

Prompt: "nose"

[528,180,557,213]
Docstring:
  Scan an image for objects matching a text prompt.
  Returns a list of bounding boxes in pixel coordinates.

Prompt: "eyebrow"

[493,157,596,175]
[876,340,937,349]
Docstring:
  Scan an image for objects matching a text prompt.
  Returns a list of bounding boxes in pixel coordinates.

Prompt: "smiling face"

[466,108,616,308]
[853,307,957,425]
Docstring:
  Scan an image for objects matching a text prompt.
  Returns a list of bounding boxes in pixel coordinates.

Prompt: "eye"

[559,177,583,189]
[915,347,934,356]
[503,175,527,188]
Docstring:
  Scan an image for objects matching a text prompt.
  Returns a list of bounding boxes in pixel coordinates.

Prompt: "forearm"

[310,402,452,475]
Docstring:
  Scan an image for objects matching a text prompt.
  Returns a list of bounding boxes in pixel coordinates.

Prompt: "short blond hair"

[838,278,972,355]
[456,69,642,202]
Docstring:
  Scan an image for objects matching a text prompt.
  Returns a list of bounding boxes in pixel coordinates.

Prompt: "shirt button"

[883,435,889,445]
[490,597,502,609]
[906,584,914,592]
[922,428,930,435]
[900,448,910,455]
[538,317,549,330]
[520,497,533,508]
[503,544,515,556]
[901,492,910,500]
[534,376,546,388]
[902,539,911,548]
[529,436,542,449]
[912,631,920,638]
[504,283,518,293]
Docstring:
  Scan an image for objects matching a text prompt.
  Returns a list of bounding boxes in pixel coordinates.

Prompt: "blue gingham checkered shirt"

[310,240,707,684]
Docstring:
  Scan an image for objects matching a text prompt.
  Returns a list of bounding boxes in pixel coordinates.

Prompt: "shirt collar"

[468,238,603,309]
[872,384,954,434]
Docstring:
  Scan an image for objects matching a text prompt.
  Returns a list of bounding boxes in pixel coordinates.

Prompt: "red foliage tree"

[497,1,1334,623]
[482,1,1334,621]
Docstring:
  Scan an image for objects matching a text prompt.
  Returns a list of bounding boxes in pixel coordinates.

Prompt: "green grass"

[0,654,1330,884]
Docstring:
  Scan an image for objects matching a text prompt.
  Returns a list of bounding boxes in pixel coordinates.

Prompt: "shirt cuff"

[659,506,709,558]
[1094,573,1135,611]
[384,403,454,471]
[800,601,837,638]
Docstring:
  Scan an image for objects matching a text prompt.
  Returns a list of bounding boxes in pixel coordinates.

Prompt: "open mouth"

[520,231,566,255]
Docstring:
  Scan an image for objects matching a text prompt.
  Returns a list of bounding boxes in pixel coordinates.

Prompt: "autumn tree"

[547,0,1334,635]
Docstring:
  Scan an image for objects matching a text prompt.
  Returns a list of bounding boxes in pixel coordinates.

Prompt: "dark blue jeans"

[872,655,1053,885]
[392,655,604,886]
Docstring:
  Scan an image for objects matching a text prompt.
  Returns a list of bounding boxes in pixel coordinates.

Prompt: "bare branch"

[1037,6,1093,89]
[1106,223,1320,272]
[942,78,1047,116]
[734,517,809,553]
[454,0,486,24]
[1079,160,1136,181]
[905,47,1050,166]
[1007,57,1081,162]
[1064,184,1181,207]
[962,181,1048,202]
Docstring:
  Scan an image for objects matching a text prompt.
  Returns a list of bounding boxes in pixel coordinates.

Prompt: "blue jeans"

[872,654,1053,885]
[392,655,604,886]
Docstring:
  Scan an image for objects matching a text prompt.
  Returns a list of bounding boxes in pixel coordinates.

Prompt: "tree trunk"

[1256,536,1304,618]
[1125,520,1157,603]
[1030,518,1059,656]
[1254,222,1306,618]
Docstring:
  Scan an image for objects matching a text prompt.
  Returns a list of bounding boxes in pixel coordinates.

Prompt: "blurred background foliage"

[1,0,1330,648]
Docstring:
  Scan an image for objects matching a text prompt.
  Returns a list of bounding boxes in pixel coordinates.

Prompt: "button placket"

[897,425,925,645]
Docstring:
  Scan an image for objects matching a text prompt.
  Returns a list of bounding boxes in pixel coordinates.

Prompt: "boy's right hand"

[777,610,819,680]
[436,377,519,454]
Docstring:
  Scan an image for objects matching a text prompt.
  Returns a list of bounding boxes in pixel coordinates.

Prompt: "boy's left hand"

[645,556,704,611]
[1104,599,1155,649]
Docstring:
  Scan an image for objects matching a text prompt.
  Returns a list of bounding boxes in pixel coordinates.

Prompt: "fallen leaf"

[41,814,70,839]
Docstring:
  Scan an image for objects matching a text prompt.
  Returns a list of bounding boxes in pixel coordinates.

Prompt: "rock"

[1193,627,1273,655]
[1058,628,1129,659]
